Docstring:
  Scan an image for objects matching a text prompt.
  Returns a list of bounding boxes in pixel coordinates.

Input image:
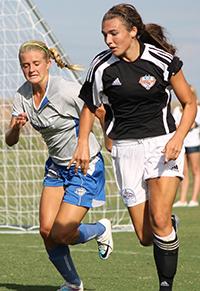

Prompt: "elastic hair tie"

[22,42,49,54]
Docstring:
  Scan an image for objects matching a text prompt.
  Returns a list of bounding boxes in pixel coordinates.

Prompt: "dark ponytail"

[140,23,176,55]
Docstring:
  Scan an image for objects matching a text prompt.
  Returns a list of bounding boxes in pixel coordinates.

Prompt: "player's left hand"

[162,135,183,163]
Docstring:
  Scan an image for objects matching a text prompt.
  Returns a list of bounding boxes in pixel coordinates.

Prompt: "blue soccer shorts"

[43,153,105,208]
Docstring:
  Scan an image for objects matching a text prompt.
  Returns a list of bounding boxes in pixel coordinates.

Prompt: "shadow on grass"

[0,284,57,290]
[0,284,59,290]
[0,283,96,290]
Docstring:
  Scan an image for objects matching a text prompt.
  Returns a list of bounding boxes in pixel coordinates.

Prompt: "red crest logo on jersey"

[139,74,156,90]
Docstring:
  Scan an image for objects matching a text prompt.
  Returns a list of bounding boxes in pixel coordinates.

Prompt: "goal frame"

[0,0,131,233]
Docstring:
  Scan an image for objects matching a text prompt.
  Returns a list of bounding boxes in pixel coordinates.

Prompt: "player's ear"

[47,58,52,69]
[130,26,138,38]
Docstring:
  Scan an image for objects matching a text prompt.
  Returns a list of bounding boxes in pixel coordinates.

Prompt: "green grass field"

[1,112,200,290]
[0,207,199,291]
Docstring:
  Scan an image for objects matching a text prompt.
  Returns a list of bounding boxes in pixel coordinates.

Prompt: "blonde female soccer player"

[5,40,113,291]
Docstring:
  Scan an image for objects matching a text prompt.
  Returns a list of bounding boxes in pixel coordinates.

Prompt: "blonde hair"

[19,40,83,71]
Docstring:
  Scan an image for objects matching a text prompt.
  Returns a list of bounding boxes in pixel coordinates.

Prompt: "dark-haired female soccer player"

[69,4,197,290]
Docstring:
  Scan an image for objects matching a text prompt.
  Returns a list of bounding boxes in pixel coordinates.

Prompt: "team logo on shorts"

[139,74,156,90]
[121,188,136,204]
[75,187,86,196]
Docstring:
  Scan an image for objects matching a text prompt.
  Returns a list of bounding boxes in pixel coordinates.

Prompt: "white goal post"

[0,0,131,233]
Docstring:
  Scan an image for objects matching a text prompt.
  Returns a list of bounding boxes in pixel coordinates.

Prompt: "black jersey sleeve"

[79,81,98,113]
[168,56,183,79]
[79,49,114,113]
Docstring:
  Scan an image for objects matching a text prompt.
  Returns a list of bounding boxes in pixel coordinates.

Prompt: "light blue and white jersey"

[12,75,101,166]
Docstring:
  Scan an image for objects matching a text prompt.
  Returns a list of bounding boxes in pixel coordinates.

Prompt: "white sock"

[154,228,176,242]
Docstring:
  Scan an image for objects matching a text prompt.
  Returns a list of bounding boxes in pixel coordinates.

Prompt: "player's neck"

[122,39,140,62]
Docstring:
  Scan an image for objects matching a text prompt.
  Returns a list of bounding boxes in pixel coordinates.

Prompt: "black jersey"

[79,41,183,139]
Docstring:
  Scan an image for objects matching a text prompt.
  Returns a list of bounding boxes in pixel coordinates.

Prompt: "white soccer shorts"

[111,133,185,207]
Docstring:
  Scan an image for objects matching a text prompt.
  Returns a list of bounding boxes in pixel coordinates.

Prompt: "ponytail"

[140,23,176,55]
[19,40,83,71]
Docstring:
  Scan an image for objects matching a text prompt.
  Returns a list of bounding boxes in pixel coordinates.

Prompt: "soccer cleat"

[171,214,179,233]
[96,218,113,260]
[173,200,188,207]
[188,200,199,207]
[57,281,83,291]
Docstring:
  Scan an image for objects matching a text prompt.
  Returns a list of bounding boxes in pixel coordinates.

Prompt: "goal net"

[0,0,131,233]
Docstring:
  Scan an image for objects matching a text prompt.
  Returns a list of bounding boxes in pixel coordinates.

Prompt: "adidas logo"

[112,77,122,86]
[160,281,170,287]
[171,164,178,171]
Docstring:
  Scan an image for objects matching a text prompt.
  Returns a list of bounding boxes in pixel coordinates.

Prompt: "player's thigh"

[52,202,88,242]
[147,176,180,231]
[112,140,147,207]
[128,201,152,246]
[39,186,64,232]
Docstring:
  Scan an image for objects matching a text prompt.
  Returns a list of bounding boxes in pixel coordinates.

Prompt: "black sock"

[153,234,179,291]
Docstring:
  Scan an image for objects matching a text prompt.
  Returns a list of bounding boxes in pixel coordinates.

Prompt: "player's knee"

[136,228,153,246]
[40,225,51,240]
[52,233,65,244]
[151,213,169,232]
[140,240,152,247]
[139,236,153,246]
[51,228,65,244]
[51,225,76,245]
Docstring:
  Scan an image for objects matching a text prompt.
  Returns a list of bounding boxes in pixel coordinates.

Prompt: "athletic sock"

[75,222,106,244]
[153,230,179,291]
[47,245,81,286]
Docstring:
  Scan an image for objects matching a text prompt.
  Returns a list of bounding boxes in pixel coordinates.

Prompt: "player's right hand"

[68,144,90,175]
[14,112,28,129]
